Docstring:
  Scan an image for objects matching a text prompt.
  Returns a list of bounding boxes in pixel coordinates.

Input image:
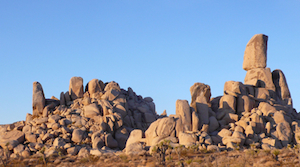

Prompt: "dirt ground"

[2,147,300,167]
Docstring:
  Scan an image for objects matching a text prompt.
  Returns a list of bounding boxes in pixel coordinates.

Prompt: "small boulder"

[178,132,197,146]
[71,129,85,143]
[125,142,143,155]
[67,147,78,155]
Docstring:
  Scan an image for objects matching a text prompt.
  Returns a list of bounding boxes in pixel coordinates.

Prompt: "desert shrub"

[186,159,193,165]
[272,149,280,161]
[119,154,129,163]
[187,144,199,153]
[151,140,172,165]
[39,146,47,165]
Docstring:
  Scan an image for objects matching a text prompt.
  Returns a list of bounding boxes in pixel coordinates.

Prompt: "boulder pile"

[0,78,158,158]
[0,34,299,159]
[125,34,300,154]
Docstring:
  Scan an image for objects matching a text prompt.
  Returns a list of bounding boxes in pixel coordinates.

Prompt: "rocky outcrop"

[1,34,299,159]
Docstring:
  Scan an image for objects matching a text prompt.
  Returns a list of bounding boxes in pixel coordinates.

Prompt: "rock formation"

[125,34,299,153]
[0,34,299,159]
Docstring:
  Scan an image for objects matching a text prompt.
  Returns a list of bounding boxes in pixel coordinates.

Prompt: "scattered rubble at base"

[1,34,300,165]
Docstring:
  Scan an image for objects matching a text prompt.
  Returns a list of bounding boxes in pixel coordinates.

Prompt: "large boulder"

[190,83,211,105]
[87,79,102,98]
[194,96,209,127]
[105,133,118,148]
[244,68,275,92]
[219,95,236,113]
[224,81,246,96]
[0,130,25,150]
[178,132,197,146]
[126,129,143,147]
[125,142,143,155]
[276,121,292,147]
[115,127,129,149]
[32,81,45,116]
[145,117,176,146]
[71,129,85,143]
[236,95,255,115]
[175,100,192,131]
[258,102,277,116]
[243,34,268,71]
[84,103,100,118]
[69,77,84,100]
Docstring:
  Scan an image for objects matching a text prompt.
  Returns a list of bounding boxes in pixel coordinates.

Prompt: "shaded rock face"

[272,69,292,106]
[243,34,268,71]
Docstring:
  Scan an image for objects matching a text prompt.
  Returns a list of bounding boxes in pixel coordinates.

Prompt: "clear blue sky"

[1,1,299,124]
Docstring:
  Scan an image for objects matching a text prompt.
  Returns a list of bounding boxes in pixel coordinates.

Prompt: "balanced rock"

[243,34,268,71]
[32,81,45,116]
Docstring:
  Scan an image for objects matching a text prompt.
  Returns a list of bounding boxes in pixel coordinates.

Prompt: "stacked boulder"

[0,77,158,158]
[125,34,300,153]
